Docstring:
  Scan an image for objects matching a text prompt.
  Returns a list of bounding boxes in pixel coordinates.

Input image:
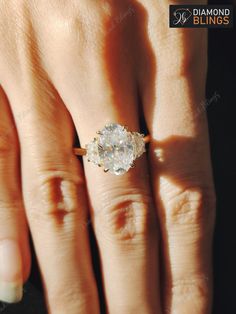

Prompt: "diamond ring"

[73,123,150,175]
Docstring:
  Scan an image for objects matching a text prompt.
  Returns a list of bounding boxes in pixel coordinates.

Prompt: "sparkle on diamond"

[86,123,146,175]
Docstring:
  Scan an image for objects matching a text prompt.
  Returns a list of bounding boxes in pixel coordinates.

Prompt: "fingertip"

[0,281,23,303]
[0,239,23,303]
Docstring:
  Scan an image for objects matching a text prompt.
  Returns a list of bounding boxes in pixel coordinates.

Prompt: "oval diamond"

[86,123,146,175]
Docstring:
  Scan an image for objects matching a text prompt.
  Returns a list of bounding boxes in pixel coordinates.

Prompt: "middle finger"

[4,78,100,313]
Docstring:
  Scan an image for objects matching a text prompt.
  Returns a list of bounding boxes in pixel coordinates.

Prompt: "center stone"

[98,124,134,175]
[86,123,145,175]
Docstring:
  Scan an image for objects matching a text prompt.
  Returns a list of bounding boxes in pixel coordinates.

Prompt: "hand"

[0,1,215,313]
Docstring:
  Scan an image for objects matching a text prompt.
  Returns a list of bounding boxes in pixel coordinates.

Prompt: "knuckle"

[168,275,210,308]
[165,187,216,231]
[53,5,106,46]
[28,169,85,225]
[49,284,96,314]
[0,198,22,210]
[95,191,157,245]
[53,2,128,51]
[158,31,207,78]
[0,198,24,223]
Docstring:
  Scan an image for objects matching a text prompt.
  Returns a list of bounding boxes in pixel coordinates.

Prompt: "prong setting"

[85,123,146,175]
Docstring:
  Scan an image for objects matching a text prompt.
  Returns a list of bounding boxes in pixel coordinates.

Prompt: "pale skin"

[0,0,215,313]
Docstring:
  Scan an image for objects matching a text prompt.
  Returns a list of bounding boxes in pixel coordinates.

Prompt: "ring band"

[73,123,150,175]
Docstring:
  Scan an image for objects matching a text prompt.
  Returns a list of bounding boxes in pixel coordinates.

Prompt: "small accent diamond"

[86,139,101,165]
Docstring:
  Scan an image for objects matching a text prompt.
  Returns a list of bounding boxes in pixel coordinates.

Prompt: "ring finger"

[47,7,161,313]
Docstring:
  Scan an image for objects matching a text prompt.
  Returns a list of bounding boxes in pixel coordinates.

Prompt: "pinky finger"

[0,85,31,303]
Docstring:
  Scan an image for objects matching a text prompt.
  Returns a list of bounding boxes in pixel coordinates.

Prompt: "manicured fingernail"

[0,240,23,303]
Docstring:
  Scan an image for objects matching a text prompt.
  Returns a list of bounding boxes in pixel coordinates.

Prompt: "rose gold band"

[73,135,151,156]
[73,147,87,156]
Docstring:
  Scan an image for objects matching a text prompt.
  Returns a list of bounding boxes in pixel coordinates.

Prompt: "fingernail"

[0,240,23,303]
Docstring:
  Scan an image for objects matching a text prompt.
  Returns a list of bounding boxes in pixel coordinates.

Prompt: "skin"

[0,0,215,313]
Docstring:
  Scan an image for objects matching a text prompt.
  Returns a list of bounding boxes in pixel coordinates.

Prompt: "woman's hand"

[0,1,215,313]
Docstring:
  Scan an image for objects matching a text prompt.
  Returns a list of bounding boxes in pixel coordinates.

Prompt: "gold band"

[73,134,151,156]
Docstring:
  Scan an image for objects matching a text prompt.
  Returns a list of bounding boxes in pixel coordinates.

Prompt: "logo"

[170,5,233,28]
[173,8,192,26]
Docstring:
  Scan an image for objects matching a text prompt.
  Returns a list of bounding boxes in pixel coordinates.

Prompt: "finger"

[5,76,100,313]
[141,4,215,314]
[0,85,31,303]
[47,4,161,313]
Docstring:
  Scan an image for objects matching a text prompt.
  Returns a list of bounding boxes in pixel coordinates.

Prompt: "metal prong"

[96,131,101,135]
[98,144,103,149]
[104,169,109,173]
[98,164,102,167]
